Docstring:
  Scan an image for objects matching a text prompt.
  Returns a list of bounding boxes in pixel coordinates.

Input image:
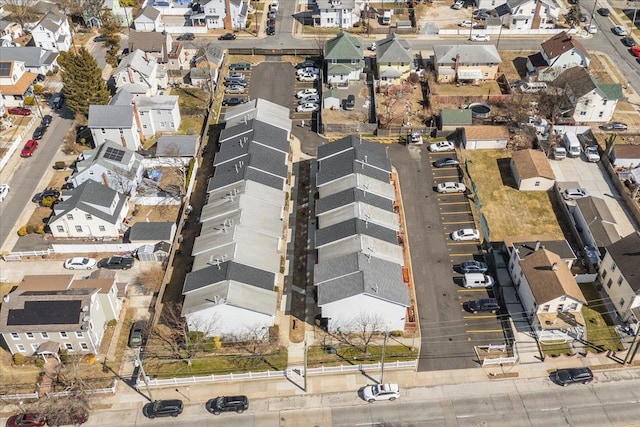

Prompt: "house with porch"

[324,32,364,86]
[190,0,225,29]
[128,31,173,64]
[0,19,23,40]
[376,33,413,86]
[0,60,37,106]
[0,47,59,75]
[312,0,358,29]
[113,49,165,96]
[526,31,590,82]
[433,45,502,83]
[30,10,72,52]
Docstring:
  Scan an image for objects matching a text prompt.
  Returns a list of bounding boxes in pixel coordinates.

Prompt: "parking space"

[220,64,252,110]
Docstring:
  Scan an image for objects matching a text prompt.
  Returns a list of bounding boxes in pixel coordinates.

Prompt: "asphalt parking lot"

[388,143,505,371]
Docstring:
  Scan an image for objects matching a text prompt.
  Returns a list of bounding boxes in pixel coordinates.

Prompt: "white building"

[492,0,560,30]
[510,149,556,191]
[313,0,358,28]
[190,0,225,29]
[135,95,181,137]
[30,10,72,52]
[133,5,161,32]
[0,60,37,106]
[88,105,142,150]
[113,49,164,96]
[0,46,58,75]
[526,31,590,82]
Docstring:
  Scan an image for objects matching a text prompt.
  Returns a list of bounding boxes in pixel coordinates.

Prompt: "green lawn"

[578,283,623,353]
[540,341,572,357]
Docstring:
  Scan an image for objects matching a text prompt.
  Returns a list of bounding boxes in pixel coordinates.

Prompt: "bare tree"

[229,324,274,369]
[350,312,387,355]
[4,0,39,26]
[134,265,165,293]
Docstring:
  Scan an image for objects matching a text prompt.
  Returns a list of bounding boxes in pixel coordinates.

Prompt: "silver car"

[562,188,589,200]
[225,85,245,94]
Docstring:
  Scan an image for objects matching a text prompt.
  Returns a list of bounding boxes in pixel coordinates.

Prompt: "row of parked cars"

[294,60,321,113]
[141,395,249,419]
[223,62,252,97]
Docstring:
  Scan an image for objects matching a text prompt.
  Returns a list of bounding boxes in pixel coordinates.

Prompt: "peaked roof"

[605,231,640,292]
[315,218,398,247]
[574,196,621,248]
[520,249,586,304]
[316,187,394,215]
[183,261,274,294]
[540,31,589,61]
[324,32,363,60]
[128,222,175,242]
[137,5,160,21]
[115,49,157,78]
[50,180,125,225]
[317,135,391,186]
[0,47,58,68]
[511,149,555,180]
[376,33,412,64]
[156,135,199,157]
[88,105,134,128]
[553,67,623,100]
[434,45,502,65]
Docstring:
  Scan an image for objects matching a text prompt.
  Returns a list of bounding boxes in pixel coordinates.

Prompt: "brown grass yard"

[429,80,501,97]
[464,150,564,242]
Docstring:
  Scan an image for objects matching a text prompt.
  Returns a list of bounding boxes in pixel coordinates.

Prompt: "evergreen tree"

[100,10,121,68]
[58,48,110,116]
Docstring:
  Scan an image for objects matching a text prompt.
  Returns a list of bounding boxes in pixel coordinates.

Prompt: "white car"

[225,85,245,94]
[296,88,318,98]
[459,20,478,28]
[0,184,9,202]
[298,73,319,81]
[562,188,590,200]
[612,25,627,36]
[296,67,319,76]
[299,95,320,104]
[437,182,466,193]
[362,383,400,402]
[368,42,377,51]
[584,146,600,162]
[470,34,490,42]
[428,141,455,152]
[297,103,319,112]
[452,228,481,241]
[64,257,97,270]
[452,0,464,9]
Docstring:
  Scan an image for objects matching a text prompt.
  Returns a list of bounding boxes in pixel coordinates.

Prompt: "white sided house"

[113,49,163,97]
[30,10,72,52]
[133,5,162,32]
[313,0,358,29]
[88,105,142,151]
[492,0,560,30]
[526,31,590,82]
[190,0,225,29]
[134,95,181,137]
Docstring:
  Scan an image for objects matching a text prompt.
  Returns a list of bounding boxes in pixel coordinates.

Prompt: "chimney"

[551,262,558,271]
[454,54,460,75]
[534,241,541,251]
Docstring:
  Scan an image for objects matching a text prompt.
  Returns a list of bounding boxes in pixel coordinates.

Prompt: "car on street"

[177,33,195,41]
[452,0,464,9]
[32,125,47,140]
[7,106,31,116]
[459,20,478,27]
[297,103,320,113]
[460,260,489,274]
[299,95,320,104]
[225,85,245,94]
[597,7,610,16]
[296,88,318,98]
[0,184,10,203]
[584,146,600,162]
[267,18,276,27]
[368,42,376,51]
[437,182,466,193]
[229,62,251,71]
[621,37,635,47]
[32,188,60,203]
[612,25,628,36]
[98,256,134,270]
[94,34,107,42]
[296,67,320,76]
[41,115,52,126]
[362,383,400,402]
[222,97,246,106]
[599,121,628,131]
[296,60,317,69]
[218,33,236,40]
[205,396,249,415]
[550,367,594,386]
[52,94,64,109]
[64,257,97,270]
[451,228,480,241]
[128,320,147,347]
[562,188,590,200]
[429,141,455,152]
[267,9,277,19]
[266,25,276,35]
[465,298,500,313]
[142,400,184,418]
[433,157,460,168]
[473,8,489,16]
[20,139,38,157]
[470,34,490,42]
[631,46,640,57]
[6,413,47,427]
[298,73,319,81]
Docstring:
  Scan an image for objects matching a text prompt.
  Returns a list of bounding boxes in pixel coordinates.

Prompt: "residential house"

[70,141,144,194]
[189,43,224,87]
[508,247,587,341]
[88,105,142,150]
[223,98,292,137]
[156,135,199,158]
[128,31,173,64]
[0,60,37,106]
[190,0,225,29]
[313,0,358,29]
[133,5,161,32]
[113,49,165,96]
[552,67,622,123]
[598,232,640,325]
[433,45,502,83]
[510,149,556,191]
[526,31,590,81]
[462,126,510,150]
[376,33,413,86]
[30,10,72,52]
[491,0,560,30]
[0,274,122,356]
[102,0,128,26]
[505,236,577,270]
[167,41,187,71]
[49,180,129,239]
[134,95,181,137]
[229,0,250,30]
[0,19,23,40]
[572,196,621,254]
[324,32,364,85]
[610,144,640,169]
[0,46,59,75]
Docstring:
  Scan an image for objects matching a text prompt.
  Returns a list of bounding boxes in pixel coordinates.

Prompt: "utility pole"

[136,349,154,401]
[380,329,388,384]
[623,328,640,365]
[303,340,308,392]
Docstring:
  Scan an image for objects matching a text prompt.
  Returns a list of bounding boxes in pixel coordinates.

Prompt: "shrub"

[41,196,57,208]
[24,96,35,106]
[389,330,404,337]
[33,84,44,95]
[59,349,69,364]
[35,358,45,368]
[106,319,117,327]
[84,354,96,364]
[17,226,28,236]
[25,225,36,234]
[36,224,46,235]
[54,161,66,169]
[13,353,26,365]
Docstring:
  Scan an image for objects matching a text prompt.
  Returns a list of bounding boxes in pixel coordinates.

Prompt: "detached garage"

[510,149,556,191]
[610,145,640,169]
[462,126,509,150]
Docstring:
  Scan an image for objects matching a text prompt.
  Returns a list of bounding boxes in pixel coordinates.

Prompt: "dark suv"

[550,367,593,386]
[98,256,134,270]
[142,400,183,418]
[205,396,249,415]
[465,298,500,314]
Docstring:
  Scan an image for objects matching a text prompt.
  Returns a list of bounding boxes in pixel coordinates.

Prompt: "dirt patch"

[127,205,180,225]
[47,170,73,189]
[25,206,53,229]
[499,51,537,81]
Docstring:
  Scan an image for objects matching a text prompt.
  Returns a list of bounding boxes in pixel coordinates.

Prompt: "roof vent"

[82,305,89,312]
[83,316,90,322]
[551,262,558,271]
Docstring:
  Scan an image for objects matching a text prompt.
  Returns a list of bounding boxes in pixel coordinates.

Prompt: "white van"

[382,10,391,25]
[463,273,495,289]
[553,146,567,160]
[564,132,581,157]
[520,82,547,93]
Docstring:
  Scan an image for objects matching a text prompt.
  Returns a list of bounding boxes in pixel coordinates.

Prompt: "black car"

[460,260,489,274]
[266,25,276,35]
[94,34,107,42]
[177,32,195,41]
[597,7,610,16]
[622,37,636,47]
[32,188,60,203]
[599,121,628,131]
[550,367,593,386]
[61,182,75,190]
[222,97,246,106]
[32,126,47,140]
[465,298,500,314]
[142,400,183,418]
[296,60,317,69]
[128,320,147,347]
[98,256,135,270]
[229,62,251,71]
[205,396,249,415]
[52,94,64,109]
[41,115,52,126]
[218,33,236,40]
[433,158,460,168]
[76,125,93,145]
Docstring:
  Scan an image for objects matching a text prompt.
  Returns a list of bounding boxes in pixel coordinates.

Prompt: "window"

[60,332,68,338]
[542,305,550,312]
[57,226,64,232]
[41,332,49,339]
[10,332,19,340]
[611,262,617,272]
[16,344,25,352]
[66,214,74,220]
[26,332,34,339]
[534,181,541,187]
[618,277,624,286]
[65,343,74,351]
[85,214,92,220]
[101,128,106,134]
[619,298,625,307]
[598,111,604,118]
[607,278,613,289]
[80,343,89,351]
[602,100,607,106]
[75,226,83,232]
[580,111,587,116]
[31,344,39,351]
[557,304,564,312]
[75,331,83,338]
[601,270,607,280]
[99,226,106,232]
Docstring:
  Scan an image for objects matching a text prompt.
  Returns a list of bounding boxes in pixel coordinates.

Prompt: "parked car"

[32,189,60,203]
[362,383,400,402]
[20,139,38,157]
[229,62,251,71]
[297,103,320,113]
[428,141,455,152]
[93,34,107,42]
[98,256,134,270]
[298,73,319,81]
[451,228,480,241]
[64,257,97,270]
[368,42,376,51]
[32,125,47,140]
[459,20,478,28]
[562,188,590,200]
[267,9,277,19]
[225,85,245,94]
[631,46,640,57]
[128,320,147,347]
[550,367,593,386]
[599,121,628,131]
[437,182,466,193]
[41,115,52,126]
[473,8,489,16]
[622,37,636,47]
[6,413,46,427]
[579,12,588,22]
[344,94,356,110]
[299,95,320,104]
[223,78,247,87]
[218,33,236,40]
[296,60,317,69]
[225,72,246,80]
[296,67,320,76]
[222,97,246,106]
[177,32,195,41]
[0,184,10,203]
[597,7,610,16]
[406,132,423,145]
[142,400,183,418]
[584,146,600,162]
[296,88,318,98]
[7,106,31,116]
[470,34,490,42]
[205,396,249,415]
[460,260,489,274]
[52,94,64,109]
[585,23,598,34]
[266,25,276,35]
[452,0,464,9]
[433,157,460,168]
[465,298,500,313]
[612,25,628,36]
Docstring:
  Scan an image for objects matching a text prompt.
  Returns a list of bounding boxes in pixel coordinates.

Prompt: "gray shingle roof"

[316,187,393,215]
[88,105,134,128]
[219,118,290,155]
[138,5,160,21]
[605,231,640,292]
[376,33,413,64]
[0,47,58,68]
[183,261,275,294]
[156,135,199,157]
[115,49,156,79]
[317,136,391,186]
[434,45,502,66]
[315,218,398,247]
[575,196,621,249]
[315,252,409,306]
[128,222,175,242]
[207,160,285,192]
[50,181,126,226]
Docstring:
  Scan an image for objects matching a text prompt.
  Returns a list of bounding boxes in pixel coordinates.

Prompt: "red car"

[7,106,32,116]
[631,46,640,57]
[6,413,46,427]
[20,139,38,157]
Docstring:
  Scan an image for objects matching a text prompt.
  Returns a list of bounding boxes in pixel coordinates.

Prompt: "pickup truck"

[98,256,134,270]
